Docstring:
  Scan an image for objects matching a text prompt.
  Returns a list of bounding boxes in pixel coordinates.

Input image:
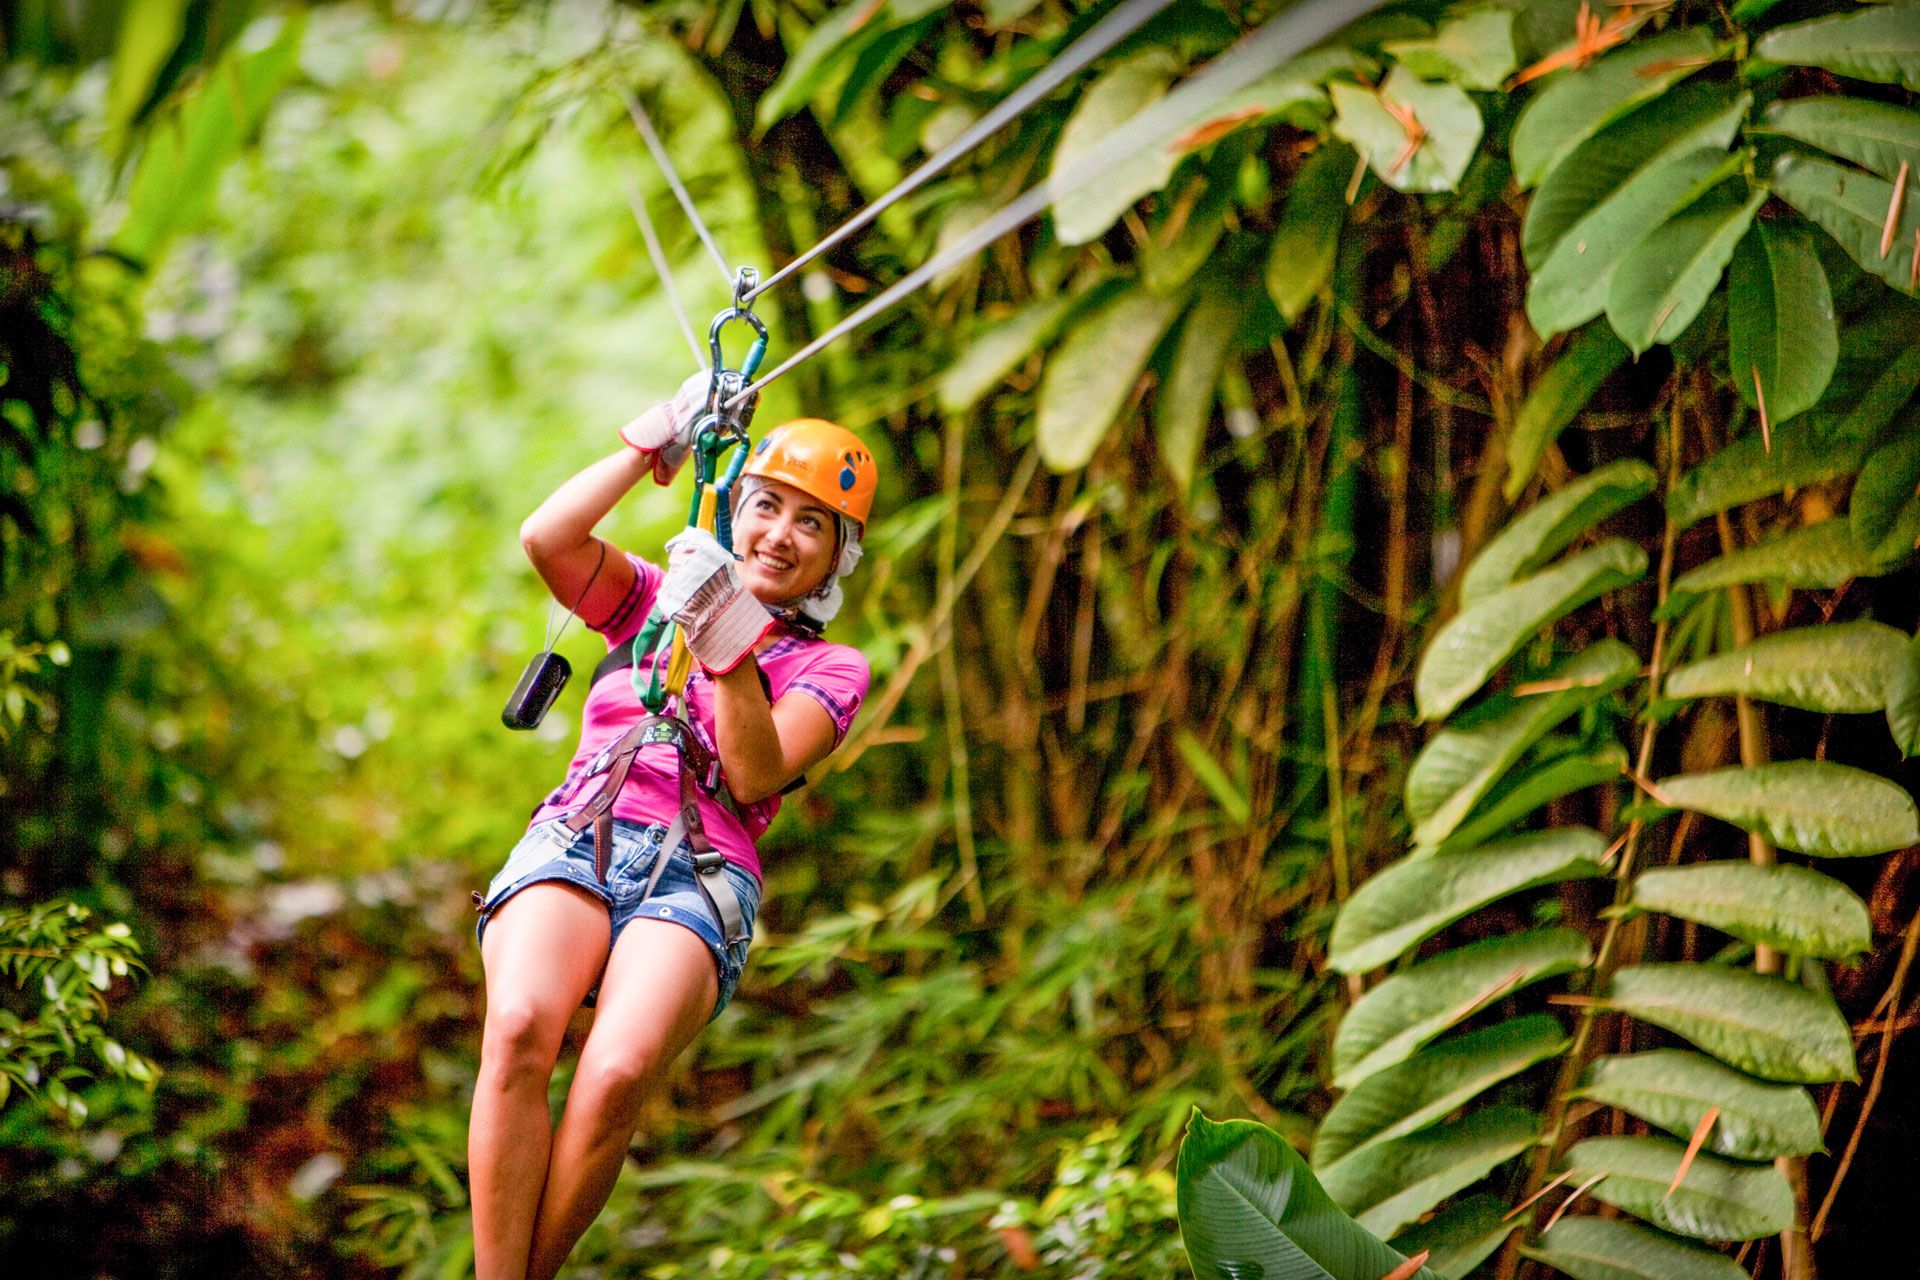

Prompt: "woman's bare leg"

[524,920,719,1280]
[471,884,611,1280]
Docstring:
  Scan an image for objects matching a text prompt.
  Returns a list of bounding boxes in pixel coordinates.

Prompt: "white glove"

[619,368,711,484]
[658,528,773,674]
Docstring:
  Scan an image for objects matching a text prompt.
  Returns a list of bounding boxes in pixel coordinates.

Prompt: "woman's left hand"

[659,529,772,673]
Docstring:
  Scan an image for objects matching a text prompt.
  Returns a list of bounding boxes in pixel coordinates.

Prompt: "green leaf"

[1036,284,1186,472]
[1510,27,1723,190]
[1320,1106,1539,1241]
[1852,428,1920,551]
[1175,728,1251,825]
[1388,1195,1517,1280]
[1155,286,1243,495]
[1763,96,1920,185]
[1754,5,1920,91]
[1528,148,1743,340]
[1266,142,1353,323]
[1051,50,1180,246]
[1384,9,1517,91]
[938,292,1084,416]
[114,13,307,267]
[1333,928,1592,1090]
[1315,1016,1567,1169]
[758,0,890,129]
[1627,862,1872,959]
[1523,1216,1753,1280]
[1889,630,1920,757]
[1407,641,1639,849]
[1142,161,1238,297]
[1663,619,1911,713]
[1417,539,1648,722]
[1664,519,1908,608]
[1469,459,1656,603]
[1728,220,1838,425]
[1563,1135,1794,1240]
[1330,828,1609,974]
[1577,1050,1824,1160]
[1607,183,1764,355]
[1434,745,1631,856]
[1654,759,1920,856]
[104,0,190,152]
[1523,81,1749,273]
[1666,419,1881,529]
[1606,964,1858,1083]
[1772,151,1920,296]
[1331,67,1483,194]
[1503,325,1632,502]
[1177,1111,1442,1280]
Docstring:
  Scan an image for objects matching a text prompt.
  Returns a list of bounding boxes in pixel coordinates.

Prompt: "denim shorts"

[474,816,761,1020]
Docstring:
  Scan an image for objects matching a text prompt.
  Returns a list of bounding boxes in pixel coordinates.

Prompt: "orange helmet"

[742,418,878,528]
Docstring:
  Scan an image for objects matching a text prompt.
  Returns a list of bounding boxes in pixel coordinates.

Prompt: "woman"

[468,373,877,1280]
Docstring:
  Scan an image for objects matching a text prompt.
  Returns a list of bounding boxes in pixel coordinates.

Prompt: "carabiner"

[705,305,769,423]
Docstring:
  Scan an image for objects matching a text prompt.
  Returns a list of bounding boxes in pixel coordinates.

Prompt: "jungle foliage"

[2,0,1919,1278]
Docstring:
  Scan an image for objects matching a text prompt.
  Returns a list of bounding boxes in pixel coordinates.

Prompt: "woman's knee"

[480,993,571,1086]
[570,1040,671,1130]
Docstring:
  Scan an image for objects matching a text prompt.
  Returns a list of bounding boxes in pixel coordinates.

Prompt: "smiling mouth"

[753,552,795,573]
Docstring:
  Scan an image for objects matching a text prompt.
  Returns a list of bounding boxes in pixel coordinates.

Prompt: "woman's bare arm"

[518,448,651,626]
[708,659,839,805]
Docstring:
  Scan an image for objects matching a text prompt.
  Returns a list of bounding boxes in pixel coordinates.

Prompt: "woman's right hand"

[618,368,712,484]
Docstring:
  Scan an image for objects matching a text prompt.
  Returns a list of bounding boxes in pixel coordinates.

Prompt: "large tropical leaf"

[1502,326,1632,503]
[1036,284,1186,472]
[1434,745,1630,856]
[1606,184,1764,355]
[1156,285,1244,494]
[1330,829,1608,974]
[1266,141,1352,323]
[1407,641,1638,849]
[1510,27,1721,190]
[1387,1196,1516,1280]
[1772,151,1920,295]
[1606,964,1857,1083]
[1330,67,1482,195]
[1384,9,1516,91]
[1562,1135,1794,1240]
[1314,1015,1566,1169]
[758,0,897,128]
[1051,50,1180,246]
[1852,427,1920,551]
[1626,862,1872,959]
[1407,641,1638,848]
[1576,1050,1824,1160]
[1727,220,1838,425]
[1332,928,1592,1090]
[1663,519,1907,607]
[1416,539,1647,722]
[1653,760,1920,857]
[1522,81,1748,273]
[114,13,307,267]
[1528,148,1742,340]
[1177,1111,1442,1280]
[1523,1215,1755,1280]
[1663,619,1910,713]
[1763,96,1920,186]
[1319,1106,1539,1241]
[1754,5,1920,91]
[1467,459,1655,603]
[1891,630,1920,758]
[1666,418,1878,529]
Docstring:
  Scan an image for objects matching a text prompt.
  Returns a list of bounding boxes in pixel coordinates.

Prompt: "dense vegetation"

[3,1,1917,1278]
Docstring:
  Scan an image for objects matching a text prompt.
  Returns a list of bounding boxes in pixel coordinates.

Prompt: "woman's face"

[733,480,838,604]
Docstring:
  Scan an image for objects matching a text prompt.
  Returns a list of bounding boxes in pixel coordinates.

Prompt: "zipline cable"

[619,86,736,288]
[724,0,1384,410]
[742,0,1178,306]
[620,170,708,368]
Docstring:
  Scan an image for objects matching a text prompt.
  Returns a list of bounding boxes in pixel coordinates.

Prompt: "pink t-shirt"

[527,553,869,881]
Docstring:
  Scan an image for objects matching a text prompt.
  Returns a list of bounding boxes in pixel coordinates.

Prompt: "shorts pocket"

[486,820,574,901]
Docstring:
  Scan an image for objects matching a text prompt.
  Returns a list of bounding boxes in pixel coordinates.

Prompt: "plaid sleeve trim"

[594,556,650,636]
[788,679,858,743]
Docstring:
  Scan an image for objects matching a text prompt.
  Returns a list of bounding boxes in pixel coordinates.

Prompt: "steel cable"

[619,86,735,288]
